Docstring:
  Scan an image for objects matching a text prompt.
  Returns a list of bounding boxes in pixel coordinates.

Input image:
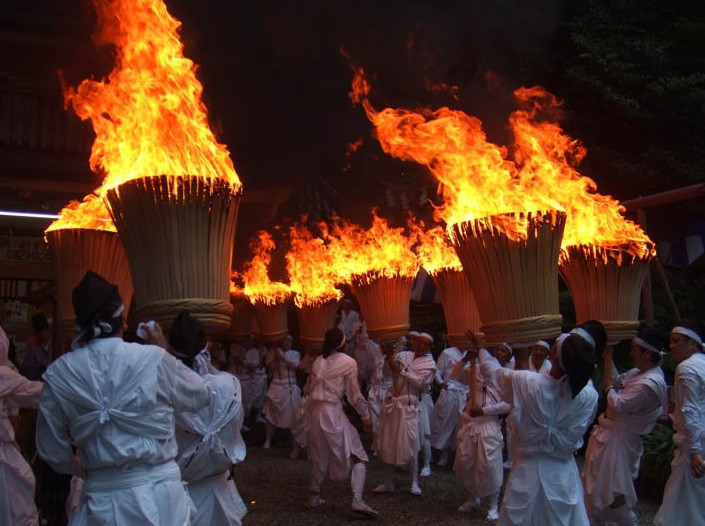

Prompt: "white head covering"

[418,332,434,344]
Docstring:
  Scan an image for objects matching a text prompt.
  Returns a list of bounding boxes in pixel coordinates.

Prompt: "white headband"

[533,340,551,351]
[418,332,434,344]
[570,327,596,350]
[672,326,703,346]
[633,336,663,356]
[555,333,569,370]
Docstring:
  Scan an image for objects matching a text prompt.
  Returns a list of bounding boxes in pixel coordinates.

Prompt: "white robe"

[480,348,598,526]
[582,365,666,517]
[366,345,390,432]
[262,347,301,428]
[452,358,510,498]
[430,347,468,450]
[654,352,705,526]
[176,371,247,526]
[372,351,436,466]
[306,352,370,481]
[0,365,42,526]
[37,337,210,526]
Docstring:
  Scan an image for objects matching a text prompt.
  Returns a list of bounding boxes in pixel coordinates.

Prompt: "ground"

[234,424,660,526]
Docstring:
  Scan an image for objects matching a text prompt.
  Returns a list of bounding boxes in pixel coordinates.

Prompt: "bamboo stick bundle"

[450,210,566,343]
[429,268,482,348]
[226,292,256,342]
[106,175,240,335]
[47,228,133,354]
[252,298,290,343]
[298,299,339,355]
[351,272,414,340]
[559,245,654,341]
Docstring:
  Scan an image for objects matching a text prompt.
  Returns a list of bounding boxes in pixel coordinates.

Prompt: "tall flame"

[325,211,419,283]
[286,223,343,308]
[237,231,291,306]
[65,0,240,191]
[46,194,115,232]
[409,220,462,273]
[350,66,654,258]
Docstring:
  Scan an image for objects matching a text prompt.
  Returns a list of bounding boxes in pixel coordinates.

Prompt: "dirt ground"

[234,424,660,526]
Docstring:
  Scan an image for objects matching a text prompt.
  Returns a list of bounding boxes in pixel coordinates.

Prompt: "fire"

[236,231,291,306]
[325,211,419,284]
[286,223,343,308]
[46,194,115,232]
[63,0,241,195]
[409,220,462,273]
[350,66,654,259]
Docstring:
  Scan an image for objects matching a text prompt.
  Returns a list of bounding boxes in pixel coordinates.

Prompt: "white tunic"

[37,337,210,526]
[366,344,391,432]
[262,347,301,428]
[372,351,436,466]
[654,352,705,526]
[176,371,247,526]
[0,365,42,526]
[306,352,370,481]
[452,358,510,498]
[582,364,666,516]
[430,347,468,450]
[480,348,598,526]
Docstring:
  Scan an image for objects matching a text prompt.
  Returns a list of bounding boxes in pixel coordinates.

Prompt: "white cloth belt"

[85,460,181,492]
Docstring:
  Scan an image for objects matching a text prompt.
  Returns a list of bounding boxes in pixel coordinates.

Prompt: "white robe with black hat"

[176,370,247,526]
[582,364,666,519]
[36,337,210,526]
[480,348,598,526]
[654,352,705,526]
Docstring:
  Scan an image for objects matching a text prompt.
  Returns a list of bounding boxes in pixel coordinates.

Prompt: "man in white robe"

[478,320,606,526]
[529,340,552,374]
[170,311,248,526]
[582,327,667,525]
[305,327,378,517]
[654,320,705,526]
[372,331,436,495]
[36,271,210,526]
[451,349,510,521]
[262,335,301,451]
[0,324,43,526]
[430,345,468,467]
[337,299,360,355]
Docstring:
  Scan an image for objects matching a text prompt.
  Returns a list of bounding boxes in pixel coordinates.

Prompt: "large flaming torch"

[45,197,133,354]
[412,222,482,347]
[326,213,419,341]
[63,0,241,335]
[286,223,342,356]
[237,231,292,343]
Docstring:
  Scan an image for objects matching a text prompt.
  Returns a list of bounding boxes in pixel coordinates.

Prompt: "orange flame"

[236,231,291,306]
[286,223,343,308]
[350,66,654,259]
[408,220,462,273]
[46,194,115,232]
[325,211,419,283]
[53,0,241,234]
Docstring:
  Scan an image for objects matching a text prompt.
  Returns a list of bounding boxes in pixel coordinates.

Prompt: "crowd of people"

[1,270,704,525]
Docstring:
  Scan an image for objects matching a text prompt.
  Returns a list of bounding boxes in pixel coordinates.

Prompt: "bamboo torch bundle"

[47,228,133,354]
[298,300,339,355]
[559,245,653,341]
[450,210,566,343]
[226,291,256,342]
[106,175,240,335]
[252,297,291,344]
[429,268,482,348]
[351,272,414,341]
